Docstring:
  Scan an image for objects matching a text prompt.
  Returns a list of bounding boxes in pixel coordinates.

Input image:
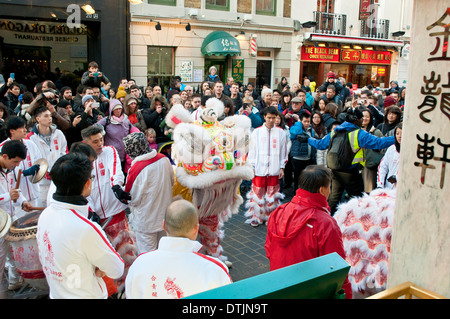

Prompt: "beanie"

[109,99,123,112]
[384,96,397,108]
[116,86,127,99]
[82,94,94,105]
[327,71,336,79]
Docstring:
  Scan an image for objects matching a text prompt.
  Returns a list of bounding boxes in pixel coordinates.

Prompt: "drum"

[5,211,48,291]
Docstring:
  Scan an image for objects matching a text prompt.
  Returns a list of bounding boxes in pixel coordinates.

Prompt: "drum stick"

[13,169,22,203]
[29,207,45,211]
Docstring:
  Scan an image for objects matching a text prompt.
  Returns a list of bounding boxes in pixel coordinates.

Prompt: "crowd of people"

[0,62,405,299]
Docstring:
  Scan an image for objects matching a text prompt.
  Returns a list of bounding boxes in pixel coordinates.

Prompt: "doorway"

[256,60,272,92]
[204,56,228,83]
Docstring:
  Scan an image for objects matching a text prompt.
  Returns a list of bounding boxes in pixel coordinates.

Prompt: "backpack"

[326,129,360,170]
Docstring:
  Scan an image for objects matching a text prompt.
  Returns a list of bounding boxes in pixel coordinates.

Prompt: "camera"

[47,98,58,105]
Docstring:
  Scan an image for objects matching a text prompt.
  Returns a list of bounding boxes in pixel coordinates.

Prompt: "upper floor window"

[206,0,229,11]
[256,0,276,16]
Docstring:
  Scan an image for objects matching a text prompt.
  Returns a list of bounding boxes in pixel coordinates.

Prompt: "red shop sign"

[301,46,340,62]
[341,49,361,62]
[360,50,392,64]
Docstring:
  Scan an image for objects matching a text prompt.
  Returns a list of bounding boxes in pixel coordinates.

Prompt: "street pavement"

[1,186,296,298]
[222,186,295,283]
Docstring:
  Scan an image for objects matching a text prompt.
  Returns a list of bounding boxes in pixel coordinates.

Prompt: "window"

[147,0,176,6]
[147,46,174,93]
[206,0,229,11]
[256,0,276,16]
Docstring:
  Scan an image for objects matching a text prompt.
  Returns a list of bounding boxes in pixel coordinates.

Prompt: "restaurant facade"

[0,0,130,91]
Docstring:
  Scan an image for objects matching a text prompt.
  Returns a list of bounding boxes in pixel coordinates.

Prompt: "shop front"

[300,45,393,89]
[0,0,129,91]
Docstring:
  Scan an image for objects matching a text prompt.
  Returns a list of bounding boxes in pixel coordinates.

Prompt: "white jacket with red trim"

[247,124,288,177]
[125,236,231,299]
[36,199,124,299]
[0,168,27,219]
[27,124,67,186]
[125,150,174,234]
[88,145,127,219]
[0,138,42,204]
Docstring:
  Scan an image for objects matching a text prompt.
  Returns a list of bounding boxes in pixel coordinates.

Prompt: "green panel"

[185,253,350,299]
[201,31,241,57]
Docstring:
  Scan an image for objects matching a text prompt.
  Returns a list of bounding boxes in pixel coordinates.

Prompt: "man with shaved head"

[125,199,232,299]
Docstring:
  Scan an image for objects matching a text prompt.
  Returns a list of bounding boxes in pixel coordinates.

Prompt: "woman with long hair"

[310,111,327,166]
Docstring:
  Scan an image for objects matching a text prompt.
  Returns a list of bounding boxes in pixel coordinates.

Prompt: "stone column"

[387,0,450,297]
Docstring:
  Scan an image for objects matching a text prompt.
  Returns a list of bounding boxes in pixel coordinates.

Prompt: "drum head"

[0,208,11,239]
[5,211,42,242]
[13,211,42,229]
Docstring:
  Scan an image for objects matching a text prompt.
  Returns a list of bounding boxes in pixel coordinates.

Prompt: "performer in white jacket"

[37,152,124,299]
[125,199,231,299]
[0,140,33,290]
[377,124,402,189]
[123,132,174,254]
[1,116,43,215]
[81,125,137,294]
[244,106,288,226]
[27,107,67,206]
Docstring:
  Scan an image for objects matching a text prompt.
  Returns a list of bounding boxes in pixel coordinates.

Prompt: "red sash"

[125,153,166,193]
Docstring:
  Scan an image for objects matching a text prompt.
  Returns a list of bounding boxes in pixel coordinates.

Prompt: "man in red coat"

[265,165,352,299]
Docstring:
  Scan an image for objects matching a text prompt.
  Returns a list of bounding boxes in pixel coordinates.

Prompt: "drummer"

[1,116,43,219]
[36,152,124,298]
[0,140,34,291]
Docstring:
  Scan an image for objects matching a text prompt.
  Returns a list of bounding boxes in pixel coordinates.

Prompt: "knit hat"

[82,94,94,106]
[383,95,397,108]
[327,71,336,79]
[109,99,123,111]
[116,86,127,99]
[123,132,151,159]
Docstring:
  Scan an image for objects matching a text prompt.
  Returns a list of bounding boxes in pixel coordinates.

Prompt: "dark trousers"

[292,158,314,190]
[283,156,294,187]
[329,167,364,216]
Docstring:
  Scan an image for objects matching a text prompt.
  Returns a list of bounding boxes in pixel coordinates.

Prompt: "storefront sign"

[232,59,244,82]
[301,46,340,62]
[360,50,392,64]
[302,46,392,65]
[341,49,361,62]
[359,0,372,20]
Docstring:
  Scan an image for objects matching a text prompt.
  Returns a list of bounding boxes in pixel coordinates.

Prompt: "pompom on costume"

[334,188,396,298]
[166,98,254,261]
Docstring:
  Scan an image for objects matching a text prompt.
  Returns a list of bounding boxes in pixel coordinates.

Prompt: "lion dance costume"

[165,98,254,262]
[334,188,396,298]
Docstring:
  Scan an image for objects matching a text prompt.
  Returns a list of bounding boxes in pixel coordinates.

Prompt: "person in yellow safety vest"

[298,107,396,215]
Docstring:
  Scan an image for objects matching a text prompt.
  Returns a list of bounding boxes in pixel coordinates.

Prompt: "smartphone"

[10,73,15,80]
[92,102,100,108]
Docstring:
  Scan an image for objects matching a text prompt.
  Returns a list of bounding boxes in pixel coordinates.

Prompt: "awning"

[201,31,241,56]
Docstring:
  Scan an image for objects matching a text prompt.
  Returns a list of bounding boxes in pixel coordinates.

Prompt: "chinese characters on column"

[415,9,450,188]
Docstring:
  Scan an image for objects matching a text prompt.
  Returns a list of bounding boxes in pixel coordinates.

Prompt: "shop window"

[206,0,229,11]
[147,0,176,5]
[147,46,175,94]
[256,0,276,16]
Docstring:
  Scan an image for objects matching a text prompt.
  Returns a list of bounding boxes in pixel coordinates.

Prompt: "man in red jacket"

[265,165,352,299]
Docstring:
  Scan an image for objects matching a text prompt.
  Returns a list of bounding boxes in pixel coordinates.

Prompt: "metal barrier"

[186,252,350,299]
